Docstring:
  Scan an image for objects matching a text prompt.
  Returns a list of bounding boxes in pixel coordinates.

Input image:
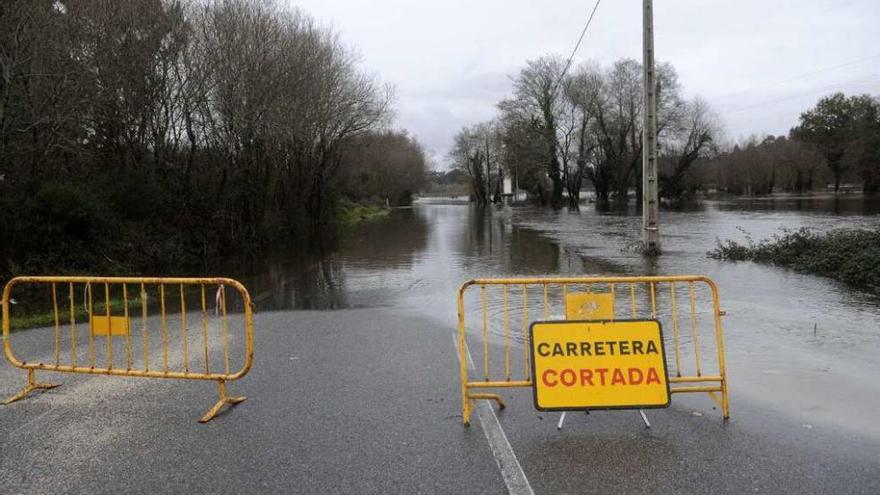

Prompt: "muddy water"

[233,195,880,439]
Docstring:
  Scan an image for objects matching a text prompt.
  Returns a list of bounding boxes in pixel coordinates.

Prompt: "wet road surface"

[2,308,878,494]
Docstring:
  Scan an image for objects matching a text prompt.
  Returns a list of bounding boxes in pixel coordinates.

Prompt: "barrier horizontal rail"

[456,275,729,426]
[2,276,254,422]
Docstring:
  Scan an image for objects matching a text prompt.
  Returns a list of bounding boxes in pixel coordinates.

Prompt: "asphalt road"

[1,308,878,494]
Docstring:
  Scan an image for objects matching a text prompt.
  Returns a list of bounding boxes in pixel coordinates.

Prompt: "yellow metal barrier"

[2,276,254,423]
[457,275,729,426]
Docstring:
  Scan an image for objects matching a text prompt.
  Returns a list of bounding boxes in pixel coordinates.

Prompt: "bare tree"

[449,121,501,207]
[560,66,601,209]
[497,111,547,205]
[659,97,720,200]
[339,130,428,206]
[499,56,567,209]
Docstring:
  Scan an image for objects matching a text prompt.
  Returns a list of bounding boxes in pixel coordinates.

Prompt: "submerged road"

[1,308,878,494]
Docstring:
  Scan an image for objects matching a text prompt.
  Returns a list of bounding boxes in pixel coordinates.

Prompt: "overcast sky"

[288,0,880,168]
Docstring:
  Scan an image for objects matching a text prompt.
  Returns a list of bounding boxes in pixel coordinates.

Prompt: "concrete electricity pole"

[642,0,661,253]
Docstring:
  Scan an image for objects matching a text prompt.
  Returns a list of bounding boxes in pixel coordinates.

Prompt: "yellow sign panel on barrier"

[530,320,670,411]
[90,316,131,337]
[564,292,615,320]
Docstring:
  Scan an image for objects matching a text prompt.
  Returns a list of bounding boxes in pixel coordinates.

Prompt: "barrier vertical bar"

[629,283,637,318]
[503,285,510,381]
[221,285,230,375]
[481,285,488,381]
[180,284,189,374]
[688,282,703,377]
[160,284,169,372]
[562,283,568,319]
[69,283,77,367]
[88,283,94,368]
[522,284,529,379]
[543,284,549,319]
[708,280,730,418]
[609,283,616,321]
[650,282,657,319]
[52,283,60,367]
[141,283,149,372]
[200,284,209,374]
[670,283,682,377]
[458,283,471,426]
[123,284,132,370]
[104,283,112,370]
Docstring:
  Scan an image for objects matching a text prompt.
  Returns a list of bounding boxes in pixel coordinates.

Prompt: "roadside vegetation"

[336,200,390,228]
[7,296,142,332]
[710,227,880,290]
[0,0,427,281]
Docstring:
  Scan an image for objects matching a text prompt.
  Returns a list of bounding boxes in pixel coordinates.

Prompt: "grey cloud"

[288,0,880,165]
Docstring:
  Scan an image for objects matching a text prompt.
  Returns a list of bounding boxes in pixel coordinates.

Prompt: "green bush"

[709,227,880,290]
[35,182,104,239]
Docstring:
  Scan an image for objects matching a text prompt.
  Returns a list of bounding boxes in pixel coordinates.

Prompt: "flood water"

[230,194,880,439]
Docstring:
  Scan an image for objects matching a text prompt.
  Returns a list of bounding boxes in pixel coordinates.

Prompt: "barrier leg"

[462,396,472,427]
[461,398,474,426]
[721,384,730,420]
[638,409,651,429]
[199,379,246,423]
[3,369,60,405]
[557,412,566,430]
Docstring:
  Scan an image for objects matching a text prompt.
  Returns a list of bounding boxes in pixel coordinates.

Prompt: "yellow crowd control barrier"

[2,276,254,422]
[456,275,729,426]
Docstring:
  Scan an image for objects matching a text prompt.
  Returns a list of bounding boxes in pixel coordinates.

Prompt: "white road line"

[451,333,476,371]
[453,333,535,495]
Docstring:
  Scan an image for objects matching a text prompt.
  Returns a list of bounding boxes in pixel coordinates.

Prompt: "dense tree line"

[792,93,880,193]
[338,131,428,207]
[695,135,825,195]
[450,56,720,209]
[452,55,880,208]
[0,0,425,278]
[697,93,880,195]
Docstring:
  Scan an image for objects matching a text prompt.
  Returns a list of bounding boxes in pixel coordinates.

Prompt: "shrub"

[709,227,880,290]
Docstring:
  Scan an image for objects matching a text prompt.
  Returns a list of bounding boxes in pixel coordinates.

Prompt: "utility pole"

[642,0,661,253]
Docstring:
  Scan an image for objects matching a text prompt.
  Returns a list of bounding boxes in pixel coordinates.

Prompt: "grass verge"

[7,298,143,333]
[336,199,390,228]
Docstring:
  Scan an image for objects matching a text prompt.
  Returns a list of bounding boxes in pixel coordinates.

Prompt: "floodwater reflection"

[228,194,880,438]
[226,206,429,310]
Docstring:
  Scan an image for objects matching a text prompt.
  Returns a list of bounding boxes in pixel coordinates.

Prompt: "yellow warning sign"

[530,320,670,411]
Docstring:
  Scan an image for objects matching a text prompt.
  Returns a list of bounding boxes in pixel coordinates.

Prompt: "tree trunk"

[550,171,564,209]
[567,185,580,210]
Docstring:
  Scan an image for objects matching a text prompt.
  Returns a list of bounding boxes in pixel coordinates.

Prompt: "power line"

[716,53,880,101]
[551,0,603,96]
[723,74,880,114]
